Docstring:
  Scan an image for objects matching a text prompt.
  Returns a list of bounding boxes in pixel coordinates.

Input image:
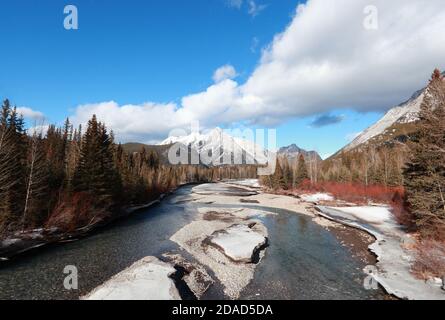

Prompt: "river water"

[0,183,387,300]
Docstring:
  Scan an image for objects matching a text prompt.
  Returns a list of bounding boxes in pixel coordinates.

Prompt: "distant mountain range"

[158,127,269,165]
[278,144,322,162]
[124,73,442,166]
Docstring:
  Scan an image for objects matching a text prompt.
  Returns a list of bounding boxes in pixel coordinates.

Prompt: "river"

[0,183,388,300]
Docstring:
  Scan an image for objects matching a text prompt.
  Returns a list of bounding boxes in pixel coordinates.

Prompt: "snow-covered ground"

[316,205,445,300]
[330,206,392,224]
[226,179,261,188]
[300,193,334,203]
[170,206,269,299]
[83,256,181,300]
[210,224,267,263]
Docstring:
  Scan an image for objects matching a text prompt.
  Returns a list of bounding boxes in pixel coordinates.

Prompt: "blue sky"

[1,0,443,159]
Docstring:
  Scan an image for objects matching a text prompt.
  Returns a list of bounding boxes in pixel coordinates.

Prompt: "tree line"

[0,106,257,236]
[262,69,445,239]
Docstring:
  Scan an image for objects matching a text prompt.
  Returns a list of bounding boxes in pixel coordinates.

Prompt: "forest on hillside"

[0,105,257,238]
[262,69,445,241]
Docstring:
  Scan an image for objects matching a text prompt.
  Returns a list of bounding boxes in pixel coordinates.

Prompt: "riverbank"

[2,179,436,300]
[223,180,444,300]
[83,181,381,300]
[0,185,189,261]
[315,206,445,300]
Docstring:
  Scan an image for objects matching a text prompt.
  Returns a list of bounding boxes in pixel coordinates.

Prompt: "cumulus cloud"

[310,114,345,128]
[16,107,45,121]
[212,65,238,83]
[72,0,445,143]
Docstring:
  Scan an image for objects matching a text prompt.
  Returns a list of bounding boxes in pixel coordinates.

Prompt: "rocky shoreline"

[0,199,161,261]
[4,180,443,300]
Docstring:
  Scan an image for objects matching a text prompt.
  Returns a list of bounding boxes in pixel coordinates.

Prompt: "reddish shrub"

[412,240,445,280]
[297,181,403,204]
[46,192,108,232]
[296,181,417,229]
[390,190,416,229]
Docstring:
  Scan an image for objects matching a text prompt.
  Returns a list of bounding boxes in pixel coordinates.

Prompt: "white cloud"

[212,65,238,83]
[16,107,45,121]
[28,124,50,137]
[71,101,182,142]
[247,0,267,17]
[72,0,445,143]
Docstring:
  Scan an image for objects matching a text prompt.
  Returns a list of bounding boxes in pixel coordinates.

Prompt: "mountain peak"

[340,84,426,153]
[278,144,321,161]
[158,127,268,165]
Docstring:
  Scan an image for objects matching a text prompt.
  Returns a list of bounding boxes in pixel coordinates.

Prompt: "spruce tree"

[73,115,122,218]
[404,69,445,238]
[0,101,27,232]
[272,159,286,190]
[295,154,309,186]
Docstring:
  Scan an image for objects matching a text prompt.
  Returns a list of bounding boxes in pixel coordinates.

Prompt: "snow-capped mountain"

[343,88,425,152]
[159,127,269,165]
[278,144,321,162]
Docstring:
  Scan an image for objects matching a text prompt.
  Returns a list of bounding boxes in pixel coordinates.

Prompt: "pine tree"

[294,154,309,186]
[73,115,122,218]
[0,100,27,232]
[404,69,445,238]
[271,159,286,190]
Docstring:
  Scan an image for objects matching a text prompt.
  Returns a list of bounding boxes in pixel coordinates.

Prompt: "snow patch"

[227,179,261,188]
[300,193,334,203]
[333,206,392,224]
[210,224,267,263]
[316,205,445,300]
[83,256,181,300]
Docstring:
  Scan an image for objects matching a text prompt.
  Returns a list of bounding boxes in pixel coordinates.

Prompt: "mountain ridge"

[278,144,322,162]
[338,71,445,155]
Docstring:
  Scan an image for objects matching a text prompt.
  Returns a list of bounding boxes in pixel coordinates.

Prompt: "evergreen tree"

[294,154,309,186]
[73,115,122,217]
[404,69,445,238]
[271,159,286,190]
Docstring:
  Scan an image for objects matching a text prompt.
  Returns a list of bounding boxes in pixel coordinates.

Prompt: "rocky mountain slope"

[340,72,445,153]
[278,144,321,162]
[159,127,268,165]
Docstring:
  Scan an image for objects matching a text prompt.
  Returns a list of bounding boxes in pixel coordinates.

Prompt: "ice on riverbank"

[226,179,261,188]
[300,193,334,203]
[170,207,269,299]
[316,205,445,300]
[330,206,392,225]
[210,224,267,263]
[83,256,181,300]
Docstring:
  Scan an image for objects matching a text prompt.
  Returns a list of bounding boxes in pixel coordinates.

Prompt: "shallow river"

[0,183,387,300]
